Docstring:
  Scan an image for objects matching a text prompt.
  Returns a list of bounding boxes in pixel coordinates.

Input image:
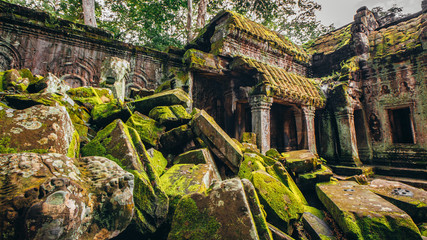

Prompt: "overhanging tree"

[6,0,334,49]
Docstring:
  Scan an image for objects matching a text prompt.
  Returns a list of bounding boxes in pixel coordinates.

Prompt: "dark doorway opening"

[388,107,414,144]
[270,104,298,152]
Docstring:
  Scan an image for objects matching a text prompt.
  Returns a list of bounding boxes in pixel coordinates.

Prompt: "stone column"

[335,107,362,166]
[303,106,317,155]
[249,95,273,154]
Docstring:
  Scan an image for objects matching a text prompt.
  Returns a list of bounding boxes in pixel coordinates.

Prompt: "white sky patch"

[315,0,422,28]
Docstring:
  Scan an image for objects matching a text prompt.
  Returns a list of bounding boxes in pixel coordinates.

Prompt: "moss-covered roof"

[369,13,424,59]
[231,57,325,107]
[303,24,353,56]
[193,11,309,64]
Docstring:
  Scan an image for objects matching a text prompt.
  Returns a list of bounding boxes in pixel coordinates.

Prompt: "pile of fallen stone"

[0,69,425,240]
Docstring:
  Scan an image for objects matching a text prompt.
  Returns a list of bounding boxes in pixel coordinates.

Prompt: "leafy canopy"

[6,0,334,50]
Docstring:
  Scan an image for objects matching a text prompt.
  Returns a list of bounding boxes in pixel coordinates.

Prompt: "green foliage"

[6,0,333,49]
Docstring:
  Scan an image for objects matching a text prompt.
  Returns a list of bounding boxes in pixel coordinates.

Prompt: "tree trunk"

[196,0,208,29]
[187,0,193,43]
[82,0,97,27]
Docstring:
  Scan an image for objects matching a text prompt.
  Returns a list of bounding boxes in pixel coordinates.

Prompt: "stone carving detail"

[369,113,382,141]
[0,39,22,71]
[59,57,99,87]
[100,57,131,102]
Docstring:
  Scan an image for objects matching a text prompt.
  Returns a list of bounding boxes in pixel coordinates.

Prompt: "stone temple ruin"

[0,0,426,240]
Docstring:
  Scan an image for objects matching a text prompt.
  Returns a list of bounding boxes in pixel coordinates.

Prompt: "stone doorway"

[388,107,415,144]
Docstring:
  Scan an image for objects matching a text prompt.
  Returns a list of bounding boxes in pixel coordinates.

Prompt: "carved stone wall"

[0,3,183,91]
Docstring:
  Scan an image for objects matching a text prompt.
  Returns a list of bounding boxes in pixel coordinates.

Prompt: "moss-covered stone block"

[81,119,144,171]
[4,93,91,137]
[242,179,274,240]
[148,105,191,129]
[91,101,132,128]
[66,86,114,111]
[2,69,30,92]
[126,112,165,148]
[168,178,260,240]
[160,124,194,152]
[238,153,267,181]
[132,169,169,235]
[147,148,168,177]
[266,162,308,206]
[192,110,243,173]
[0,104,75,155]
[302,212,335,240]
[252,170,305,233]
[128,88,192,115]
[285,149,318,174]
[367,179,427,223]
[173,148,222,180]
[242,132,257,144]
[159,164,217,209]
[298,164,333,190]
[316,181,422,240]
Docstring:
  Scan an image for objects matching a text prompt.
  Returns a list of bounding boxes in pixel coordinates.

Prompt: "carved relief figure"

[369,113,382,141]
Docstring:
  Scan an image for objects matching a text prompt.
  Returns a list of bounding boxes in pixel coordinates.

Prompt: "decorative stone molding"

[249,95,273,110]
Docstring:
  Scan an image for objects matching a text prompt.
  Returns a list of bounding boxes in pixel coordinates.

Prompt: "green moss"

[148,106,178,124]
[91,101,121,122]
[252,170,303,233]
[168,195,221,240]
[125,113,164,147]
[238,153,266,181]
[0,137,18,154]
[81,120,121,165]
[66,130,80,158]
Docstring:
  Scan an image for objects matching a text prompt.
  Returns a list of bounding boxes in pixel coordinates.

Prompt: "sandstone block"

[191,110,243,173]
[0,153,134,240]
[316,181,422,240]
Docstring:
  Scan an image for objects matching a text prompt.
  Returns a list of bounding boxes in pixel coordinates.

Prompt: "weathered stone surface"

[126,112,165,148]
[267,223,295,240]
[147,148,168,177]
[100,57,130,102]
[0,104,75,156]
[1,69,30,92]
[302,212,335,240]
[148,105,192,129]
[4,92,91,140]
[160,164,217,208]
[0,153,134,240]
[160,124,194,152]
[242,179,273,240]
[168,178,260,240]
[66,87,114,111]
[40,73,70,94]
[317,181,422,240]
[252,170,305,233]
[192,110,243,173]
[367,179,427,223]
[284,150,318,174]
[132,169,169,235]
[81,119,143,171]
[91,101,132,128]
[173,148,221,180]
[298,164,333,190]
[129,89,192,115]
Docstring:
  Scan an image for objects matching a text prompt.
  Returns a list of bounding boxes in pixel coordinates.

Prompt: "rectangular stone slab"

[367,179,427,223]
[316,181,422,240]
[191,110,243,172]
[128,89,191,115]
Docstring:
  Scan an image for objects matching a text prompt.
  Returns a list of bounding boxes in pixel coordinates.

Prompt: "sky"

[315,0,423,28]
